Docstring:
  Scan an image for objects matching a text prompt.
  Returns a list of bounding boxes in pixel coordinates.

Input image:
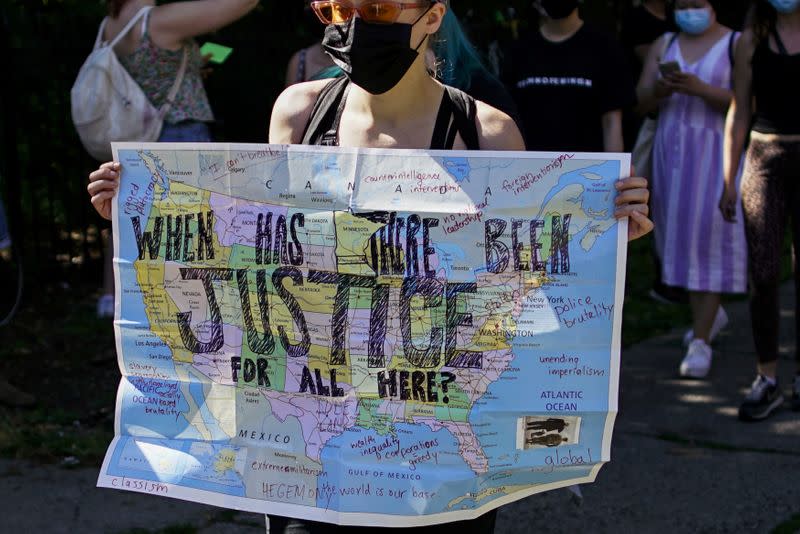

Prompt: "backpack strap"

[94,18,109,50]
[430,91,453,149]
[301,77,350,146]
[297,48,307,83]
[434,86,479,150]
[159,46,189,118]
[301,79,479,149]
[772,25,789,56]
[660,32,679,61]
[104,7,154,49]
[728,31,738,67]
[141,7,151,37]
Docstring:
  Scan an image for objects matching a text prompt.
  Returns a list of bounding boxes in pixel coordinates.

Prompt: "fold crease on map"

[98,143,629,527]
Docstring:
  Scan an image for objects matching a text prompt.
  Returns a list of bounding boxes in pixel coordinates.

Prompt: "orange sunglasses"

[310,0,433,25]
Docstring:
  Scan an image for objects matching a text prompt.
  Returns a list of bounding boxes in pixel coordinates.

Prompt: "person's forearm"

[697,84,734,114]
[635,85,661,116]
[602,112,624,152]
[723,105,748,188]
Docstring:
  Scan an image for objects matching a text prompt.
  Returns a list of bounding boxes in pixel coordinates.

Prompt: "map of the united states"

[99,144,628,527]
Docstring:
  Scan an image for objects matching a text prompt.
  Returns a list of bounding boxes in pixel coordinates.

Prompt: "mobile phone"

[658,60,681,77]
[200,42,233,64]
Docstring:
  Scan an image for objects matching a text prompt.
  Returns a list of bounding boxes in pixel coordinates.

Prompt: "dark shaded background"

[0,0,750,286]
[0,0,754,468]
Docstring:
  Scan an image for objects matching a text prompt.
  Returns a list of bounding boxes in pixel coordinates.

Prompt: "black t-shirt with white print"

[504,23,636,152]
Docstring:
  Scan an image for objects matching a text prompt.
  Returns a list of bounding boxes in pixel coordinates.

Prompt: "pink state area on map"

[192,323,244,386]
[209,193,338,271]
[209,194,288,248]
[261,382,359,463]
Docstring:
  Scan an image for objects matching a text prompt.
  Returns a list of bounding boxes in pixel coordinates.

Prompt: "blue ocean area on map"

[119,378,199,440]
[441,157,471,183]
[107,436,246,496]
[316,424,475,514]
[538,160,619,220]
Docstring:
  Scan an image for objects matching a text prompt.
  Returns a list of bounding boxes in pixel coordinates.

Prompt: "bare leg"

[689,291,721,343]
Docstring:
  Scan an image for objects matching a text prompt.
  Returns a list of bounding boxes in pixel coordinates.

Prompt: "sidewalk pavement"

[1,286,799,534]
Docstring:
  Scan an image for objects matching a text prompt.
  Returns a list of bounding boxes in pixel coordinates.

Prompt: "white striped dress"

[652,31,747,293]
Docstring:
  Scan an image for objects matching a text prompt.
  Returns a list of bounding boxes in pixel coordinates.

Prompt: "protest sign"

[98,143,629,526]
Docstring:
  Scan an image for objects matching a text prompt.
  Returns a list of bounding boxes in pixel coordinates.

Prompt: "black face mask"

[540,0,579,19]
[322,12,430,95]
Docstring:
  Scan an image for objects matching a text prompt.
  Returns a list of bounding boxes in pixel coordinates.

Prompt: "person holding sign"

[88,1,652,531]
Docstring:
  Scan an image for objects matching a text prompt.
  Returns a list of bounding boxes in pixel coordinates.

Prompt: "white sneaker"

[680,339,713,378]
[682,306,729,347]
[96,294,114,318]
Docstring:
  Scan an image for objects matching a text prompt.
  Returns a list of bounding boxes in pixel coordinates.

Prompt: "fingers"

[90,191,115,221]
[87,178,119,197]
[616,176,653,241]
[88,162,120,195]
[88,162,119,221]
[615,203,649,219]
[667,72,689,83]
[90,190,115,207]
[720,203,737,223]
[615,177,649,206]
[616,176,648,190]
[628,209,655,241]
[615,189,650,207]
[99,161,120,172]
[718,191,738,223]
[89,162,120,184]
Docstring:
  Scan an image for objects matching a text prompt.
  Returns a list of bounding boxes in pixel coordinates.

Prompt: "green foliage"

[0,287,116,464]
[772,513,800,534]
[622,235,692,347]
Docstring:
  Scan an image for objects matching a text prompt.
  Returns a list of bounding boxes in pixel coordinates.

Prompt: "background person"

[89,0,654,530]
[285,4,339,86]
[503,0,636,152]
[621,0,682,306]
[429,10,522,129]
[622,0,673,150]
[622,0,671,70]
[285,41,339,86]
[103,0,258,141]
[721,0,800,421]
[94,0,258,317]
[637,0,746,379]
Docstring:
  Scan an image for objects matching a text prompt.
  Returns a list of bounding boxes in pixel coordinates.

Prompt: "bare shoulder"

[733,28,757,66]
[474,100,525,151]
[737,28,757,50]
[269,79,335,144]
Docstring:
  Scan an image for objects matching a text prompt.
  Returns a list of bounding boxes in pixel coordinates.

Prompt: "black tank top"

[300,76,480,149]
[752,27,800,135]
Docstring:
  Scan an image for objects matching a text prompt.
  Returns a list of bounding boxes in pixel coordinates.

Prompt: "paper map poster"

[98,143,629,527]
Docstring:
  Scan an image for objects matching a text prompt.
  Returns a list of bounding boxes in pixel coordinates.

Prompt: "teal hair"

[431,10,494,91]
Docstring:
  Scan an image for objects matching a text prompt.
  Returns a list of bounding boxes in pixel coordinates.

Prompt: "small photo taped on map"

[516,416,582,450]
